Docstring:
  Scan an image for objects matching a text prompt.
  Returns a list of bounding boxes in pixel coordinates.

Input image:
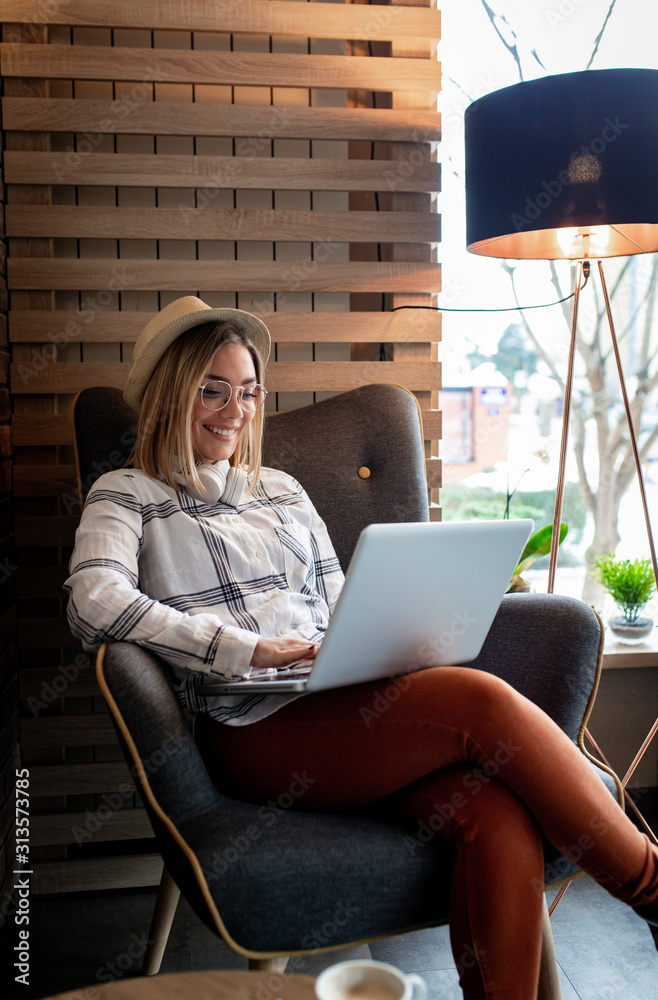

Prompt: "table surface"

[44,970,317,1000]
[602,625,658,668]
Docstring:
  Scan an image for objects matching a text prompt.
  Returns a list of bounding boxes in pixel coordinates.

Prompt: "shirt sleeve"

[64,478,258,679]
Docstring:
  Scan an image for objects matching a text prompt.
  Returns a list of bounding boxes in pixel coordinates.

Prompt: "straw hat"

[123,296,272,412]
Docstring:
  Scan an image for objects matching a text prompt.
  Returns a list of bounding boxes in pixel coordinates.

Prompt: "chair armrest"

[468,593,604,741]
[97,643,225,822]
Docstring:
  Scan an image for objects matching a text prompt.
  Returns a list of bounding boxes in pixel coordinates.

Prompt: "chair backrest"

[261,384,428,568]
[72,383,429,568]
[72,386,138,508]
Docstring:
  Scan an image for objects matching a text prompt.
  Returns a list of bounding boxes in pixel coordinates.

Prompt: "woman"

[66,296,658,1000]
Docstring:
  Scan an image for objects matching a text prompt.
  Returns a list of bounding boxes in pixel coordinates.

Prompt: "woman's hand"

[250,636,319,670]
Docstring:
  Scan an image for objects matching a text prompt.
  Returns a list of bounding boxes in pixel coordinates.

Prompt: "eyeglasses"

[198,380,268,412]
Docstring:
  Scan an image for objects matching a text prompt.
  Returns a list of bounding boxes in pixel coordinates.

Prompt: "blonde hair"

[128,321,265,495]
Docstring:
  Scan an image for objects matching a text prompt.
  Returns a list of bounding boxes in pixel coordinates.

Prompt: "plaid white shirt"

[65,467,344,725]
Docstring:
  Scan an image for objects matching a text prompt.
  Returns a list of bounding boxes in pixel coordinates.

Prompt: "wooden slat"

[31,808,153,847]
[7,205,441,244]
[4,151,442,193]
[0,0,440,43]
[7,259,441,293]
[420,409,441,439]
[30,761,136,796]
[14,515,78,547]
[19,665,98,699]
[11,360,442,395]
[1,45,442,92]
[32,853,163,894]
[426,456,441,489]
[9,309,442,344]
[11,413,71,445]
[3,98,441,142]
[13,465,76,497]
[18,615,74,645]
[21,714,117,749]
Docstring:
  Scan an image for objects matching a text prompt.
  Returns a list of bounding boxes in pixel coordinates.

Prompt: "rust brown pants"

[195,667,658,1000]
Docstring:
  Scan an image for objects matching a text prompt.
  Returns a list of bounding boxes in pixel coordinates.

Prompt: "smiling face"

[191,343,258,464]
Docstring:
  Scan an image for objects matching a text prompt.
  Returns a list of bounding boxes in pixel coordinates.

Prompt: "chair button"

[358,466,371,479]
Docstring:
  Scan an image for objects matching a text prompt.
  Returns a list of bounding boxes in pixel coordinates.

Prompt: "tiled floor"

[1,874,656,1000]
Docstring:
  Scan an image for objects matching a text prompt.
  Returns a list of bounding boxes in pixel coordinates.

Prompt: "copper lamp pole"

[598,261,658,587]
[547,261,583,595]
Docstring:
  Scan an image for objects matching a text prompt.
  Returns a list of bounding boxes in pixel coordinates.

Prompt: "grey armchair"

[72,383,621,996]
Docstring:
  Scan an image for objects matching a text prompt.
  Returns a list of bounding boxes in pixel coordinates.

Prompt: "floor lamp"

[464,68,658,848]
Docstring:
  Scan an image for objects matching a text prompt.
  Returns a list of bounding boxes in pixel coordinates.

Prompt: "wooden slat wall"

[0,1,440,40]
[2,0,441,893]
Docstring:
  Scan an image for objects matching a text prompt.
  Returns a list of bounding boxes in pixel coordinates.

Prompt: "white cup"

[315,960,427,1000]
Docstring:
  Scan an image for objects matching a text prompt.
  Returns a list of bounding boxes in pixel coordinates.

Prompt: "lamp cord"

[391,275,589,314]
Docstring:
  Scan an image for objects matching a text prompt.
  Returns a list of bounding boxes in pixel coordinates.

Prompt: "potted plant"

[507,523,568,593]
[592,555,656,644]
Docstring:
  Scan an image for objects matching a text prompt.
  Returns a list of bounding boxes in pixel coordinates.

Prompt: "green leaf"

[592,555,656,606]
[515,523,568,575]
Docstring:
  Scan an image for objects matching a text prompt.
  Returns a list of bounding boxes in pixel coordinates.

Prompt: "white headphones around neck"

[174,460,247,506]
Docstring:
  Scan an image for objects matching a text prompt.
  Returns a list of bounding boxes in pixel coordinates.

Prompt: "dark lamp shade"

[465,68,658,259]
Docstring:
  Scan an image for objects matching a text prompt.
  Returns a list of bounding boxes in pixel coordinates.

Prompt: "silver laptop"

[200,518,534,695]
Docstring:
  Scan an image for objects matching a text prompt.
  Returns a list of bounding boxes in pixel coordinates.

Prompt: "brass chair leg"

[248,957,290,972]
[142,867,181,976]
[537,895,563,1000]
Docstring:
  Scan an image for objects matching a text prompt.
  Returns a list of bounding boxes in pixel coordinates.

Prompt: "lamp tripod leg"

[597,260,658,586]
[596,260,658,828]
[548,260,583,594]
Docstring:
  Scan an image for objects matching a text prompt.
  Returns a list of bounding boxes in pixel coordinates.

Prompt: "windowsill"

[602,627,658,669]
